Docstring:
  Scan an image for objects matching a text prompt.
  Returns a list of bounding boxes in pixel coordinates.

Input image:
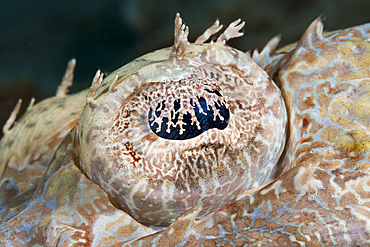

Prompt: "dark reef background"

[0,0,369,138]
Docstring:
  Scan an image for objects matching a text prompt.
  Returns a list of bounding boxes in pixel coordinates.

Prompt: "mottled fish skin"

[0,14,286,246]
[1,14,370,247]
[1,128,155,246]
[0,59,87,206]
[131,20,370,246]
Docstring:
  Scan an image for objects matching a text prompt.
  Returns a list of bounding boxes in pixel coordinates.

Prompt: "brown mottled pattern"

[0,87,87,206]
[1,128,155,246]
[131,20,370,246]
[1,14,370,247]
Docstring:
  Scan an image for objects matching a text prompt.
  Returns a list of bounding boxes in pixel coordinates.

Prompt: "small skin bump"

[26,123,36,129]
[302,117,310,129]
[88,102,97,111]
[5,140,14,148]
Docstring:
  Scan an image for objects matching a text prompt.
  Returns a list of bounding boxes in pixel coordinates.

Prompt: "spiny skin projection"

[132,20,370,246]
[0,60,87,206]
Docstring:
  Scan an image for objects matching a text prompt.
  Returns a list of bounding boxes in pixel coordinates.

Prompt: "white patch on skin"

[288,235,306,246]
[167,227,174,236]
[314,231,322,242]
[298,225,311,242]
[218,211,229,217]
[350,206,370,234]
[260,179,286,200]
[293,166,323,194]
[294,168,306,191]
[204,215,215,229]
[305,176,324,193]
[332,213,352,244]
[249,194,255,205]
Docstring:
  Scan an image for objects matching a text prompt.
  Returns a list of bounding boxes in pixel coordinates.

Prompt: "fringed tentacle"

[170,13,190,58]
[195,19,223,45]
[216,18,245,44]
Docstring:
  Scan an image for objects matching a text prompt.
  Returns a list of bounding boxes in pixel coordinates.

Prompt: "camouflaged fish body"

[1,14,370,246]
[0,59,87,206]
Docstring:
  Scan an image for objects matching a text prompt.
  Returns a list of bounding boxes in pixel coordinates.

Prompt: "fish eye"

[77,15,287,227]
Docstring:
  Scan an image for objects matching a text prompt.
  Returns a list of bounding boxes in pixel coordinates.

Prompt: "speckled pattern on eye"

[0,13,370,246]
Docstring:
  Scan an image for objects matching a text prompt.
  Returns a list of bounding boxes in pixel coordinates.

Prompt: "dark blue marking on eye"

[148,93,229,140]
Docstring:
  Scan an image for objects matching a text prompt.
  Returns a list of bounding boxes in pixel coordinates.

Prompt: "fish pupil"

[148,91,229,140]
